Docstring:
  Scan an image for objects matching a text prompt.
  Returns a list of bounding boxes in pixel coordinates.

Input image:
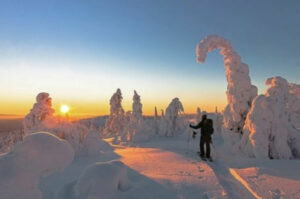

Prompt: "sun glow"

[60,104,70,114]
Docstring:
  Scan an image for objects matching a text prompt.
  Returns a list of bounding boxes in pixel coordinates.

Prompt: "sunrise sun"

[60,104,70,114]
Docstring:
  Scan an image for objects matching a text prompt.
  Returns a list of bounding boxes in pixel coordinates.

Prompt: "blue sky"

[0,0,299,115]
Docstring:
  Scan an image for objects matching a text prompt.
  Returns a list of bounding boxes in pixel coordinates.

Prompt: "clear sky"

[0,0,299,117]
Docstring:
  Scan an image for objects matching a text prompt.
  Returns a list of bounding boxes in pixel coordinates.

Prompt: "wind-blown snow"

[196,35,257,134]
[240,77,300,159]
[0,132,74,199]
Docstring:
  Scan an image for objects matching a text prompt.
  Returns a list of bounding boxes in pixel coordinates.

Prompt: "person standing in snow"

[189,114,214,160]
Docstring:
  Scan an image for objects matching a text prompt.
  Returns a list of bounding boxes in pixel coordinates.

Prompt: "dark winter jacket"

[190,119,214,140]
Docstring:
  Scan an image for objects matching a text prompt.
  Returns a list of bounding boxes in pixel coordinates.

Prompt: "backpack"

[207,119,214,135]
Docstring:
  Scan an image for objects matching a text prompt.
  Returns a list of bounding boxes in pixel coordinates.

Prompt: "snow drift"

[0,132,74,199]
[196,35,257,134]
[240,77,300,159]
[74,160,129,199]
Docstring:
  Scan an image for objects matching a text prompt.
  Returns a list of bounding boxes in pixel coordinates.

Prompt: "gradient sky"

[0,0,300,117]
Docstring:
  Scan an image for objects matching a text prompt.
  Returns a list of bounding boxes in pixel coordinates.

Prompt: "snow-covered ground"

[1,128,299,199]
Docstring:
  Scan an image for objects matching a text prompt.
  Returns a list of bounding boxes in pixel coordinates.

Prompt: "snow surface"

[1,123,300,199]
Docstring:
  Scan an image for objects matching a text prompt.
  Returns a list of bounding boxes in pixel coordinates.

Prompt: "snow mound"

[74,160,129,199]
[196,35,257,134]
[0,132,74,199]
[82,130,113,156]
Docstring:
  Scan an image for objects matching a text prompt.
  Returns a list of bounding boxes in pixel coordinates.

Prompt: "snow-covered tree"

[287,83,300,129]
[21,92,89,156]
[154,106,158,120]
[240,77,300,159]
[196,107,202,123]
[23,92,54,135]
[103,89,126,141]
[165,98,184,136]
[132,90,143,123]
[161,109,165,119]
[154,106,159,134]
[196,35,257,134]
[214,106,222,133]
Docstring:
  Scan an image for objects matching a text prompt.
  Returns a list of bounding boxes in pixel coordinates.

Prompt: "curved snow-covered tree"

[240,77,300,159]
[23,92,55,135]
[132,90,143,123]
[165,98,184,136]
[196,35,257,134]
[104,89,126,139]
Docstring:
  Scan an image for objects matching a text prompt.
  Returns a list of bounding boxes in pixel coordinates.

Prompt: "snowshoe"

[201,157,207,161]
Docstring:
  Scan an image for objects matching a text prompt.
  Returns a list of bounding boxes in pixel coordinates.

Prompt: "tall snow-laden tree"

[196,35,257,134]
[165,98,184,136]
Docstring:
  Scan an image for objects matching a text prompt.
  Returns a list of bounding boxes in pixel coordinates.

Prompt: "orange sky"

[0,93,227,119]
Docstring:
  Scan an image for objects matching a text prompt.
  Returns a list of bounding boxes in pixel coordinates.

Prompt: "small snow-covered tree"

[23,92,54,135]
[161,109,165,119]
[165,98,184,136]
[240,77,300,159]
[154,106,159,134]
[132,90,143,123]
[154,106,158,120]
[103,89,126,141]
[196,107,202,123]
[196,35,257,134]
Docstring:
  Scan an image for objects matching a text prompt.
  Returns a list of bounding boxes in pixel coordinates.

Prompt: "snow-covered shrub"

[74,160,129,199]
[196,35,257,134]
[240,77,300,159]
[163,98,185,136]
[0,131,19,154]
[0,132,74,199]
